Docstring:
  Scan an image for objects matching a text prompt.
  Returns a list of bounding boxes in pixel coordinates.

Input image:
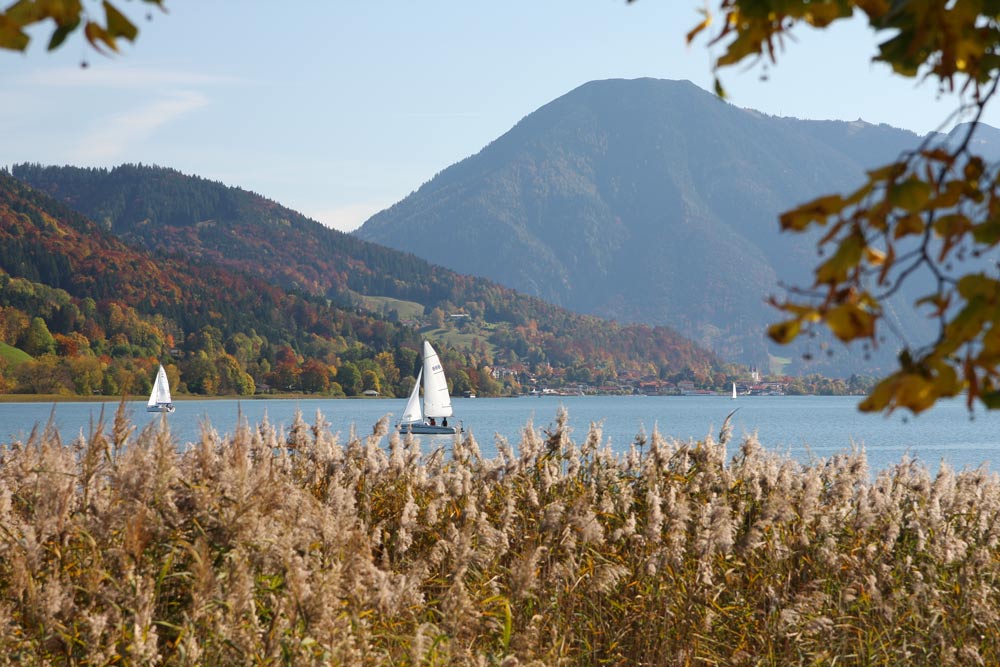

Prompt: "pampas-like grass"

[0,403,998,665]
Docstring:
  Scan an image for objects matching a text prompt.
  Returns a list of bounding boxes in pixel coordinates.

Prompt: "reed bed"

[0,404,998,666]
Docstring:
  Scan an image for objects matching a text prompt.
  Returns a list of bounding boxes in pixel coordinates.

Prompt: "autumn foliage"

[0,169,721,397]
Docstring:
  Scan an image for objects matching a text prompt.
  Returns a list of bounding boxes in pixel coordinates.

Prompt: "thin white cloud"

[308,202,388,233]
[24,65,244,89]
[70,90,208,162]
[387,110,482,118]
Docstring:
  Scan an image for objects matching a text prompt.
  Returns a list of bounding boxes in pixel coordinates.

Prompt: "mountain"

[354,78,1000,375]
[8,164,721,395]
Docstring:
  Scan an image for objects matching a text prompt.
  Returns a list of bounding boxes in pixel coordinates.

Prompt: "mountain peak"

[356,78,1000,374]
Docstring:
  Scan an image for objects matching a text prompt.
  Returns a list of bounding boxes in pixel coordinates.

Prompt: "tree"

[361,369,380,394]
[0,307,29,345]
[0,0,163,55]
[299,359,332,394]
[14,354,70,394]
[429,307,446,330]
[20,316,55,356]
[374,351,400,393]
[216,352,254,396]
[450,369,472,396]
[337,362,362,397]
[68,355,105,395]
[689,0,1000,413]
[182,352,218,395]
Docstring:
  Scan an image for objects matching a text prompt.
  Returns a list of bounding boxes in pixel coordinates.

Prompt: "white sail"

[148,365,172,408]
[732,382,737,399]
[399,368,423,425]
[421,340,453,418]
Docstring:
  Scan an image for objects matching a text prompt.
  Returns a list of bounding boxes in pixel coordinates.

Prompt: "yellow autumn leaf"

[939,306,986,357]
[927,179,965,208]
[893,213,925,239]
[767,319,801,344]
[84,20,117,53]
[928,359,961,396]
[889,177,931,212]
[802,2,851,27]
[920,148,955,163]
[859,374,897,412]
[893,373,938,413]
[779,303,821,321]
[866,161,908,182]
[933,214,972,239]
[780,194,845,231]
[864,246,886,266]
[965,157,985,181]
[972,216,1000,245]
[855,0,890,20]
[915,291,951,316]
[861,372,938,414]
[815,233,863,284]
[826,302,875,342]
[103,1,137,41]
[957,274,1000,300]
[686,12,712,44]
[0,19,30,51]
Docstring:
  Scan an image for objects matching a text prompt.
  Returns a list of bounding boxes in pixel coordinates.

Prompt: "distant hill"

[0,168,436,395]
[355,78,1000,375]
[9,164,721,394]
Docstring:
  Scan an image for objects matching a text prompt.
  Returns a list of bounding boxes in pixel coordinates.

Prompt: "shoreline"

[0,393,396,404]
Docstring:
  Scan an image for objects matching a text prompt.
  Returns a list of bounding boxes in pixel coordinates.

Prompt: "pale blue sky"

[2,2,993,231]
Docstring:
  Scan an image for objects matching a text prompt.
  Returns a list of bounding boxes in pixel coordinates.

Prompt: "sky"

[2,1,996,232]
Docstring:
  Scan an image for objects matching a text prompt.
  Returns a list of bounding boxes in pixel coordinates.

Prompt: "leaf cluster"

[0,0,161,54]
[768,130,1000,412]
[688,0,1000,412]
[690,0,1000,98]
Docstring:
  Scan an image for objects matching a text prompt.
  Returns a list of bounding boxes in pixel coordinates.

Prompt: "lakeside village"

[527,379,789,398]
[470,365,867,399]
[524,382,785,397]
[378,315,874,400]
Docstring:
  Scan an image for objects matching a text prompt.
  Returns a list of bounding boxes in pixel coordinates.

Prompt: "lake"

[1,394,997,473]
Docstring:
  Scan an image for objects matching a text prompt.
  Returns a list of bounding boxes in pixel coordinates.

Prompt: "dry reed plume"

[0,404,998,665]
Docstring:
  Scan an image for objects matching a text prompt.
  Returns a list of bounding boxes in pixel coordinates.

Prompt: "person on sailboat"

[429,417,436,426]
[442,417,448,427]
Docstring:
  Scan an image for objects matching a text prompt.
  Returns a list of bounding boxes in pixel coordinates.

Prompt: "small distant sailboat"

[147,364,175,413]
[731,382,738,399]
[398,341,462,435]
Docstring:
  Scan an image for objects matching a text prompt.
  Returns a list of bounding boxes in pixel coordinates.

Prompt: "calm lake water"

[1,394,997,473]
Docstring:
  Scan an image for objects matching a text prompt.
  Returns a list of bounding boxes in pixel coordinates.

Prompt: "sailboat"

[731,382,738,399]
[147,364,176,413]
[397,340,462,435]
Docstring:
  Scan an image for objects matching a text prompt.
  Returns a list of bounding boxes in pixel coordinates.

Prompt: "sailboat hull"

[398,422,460,435]
[147,404,176,413]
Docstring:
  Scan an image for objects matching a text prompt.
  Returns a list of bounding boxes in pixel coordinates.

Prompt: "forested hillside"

[1,168,722,397]
[355,78,1000,376]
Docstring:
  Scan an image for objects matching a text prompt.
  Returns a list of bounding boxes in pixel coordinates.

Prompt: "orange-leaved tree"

[686,0,1000,414]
